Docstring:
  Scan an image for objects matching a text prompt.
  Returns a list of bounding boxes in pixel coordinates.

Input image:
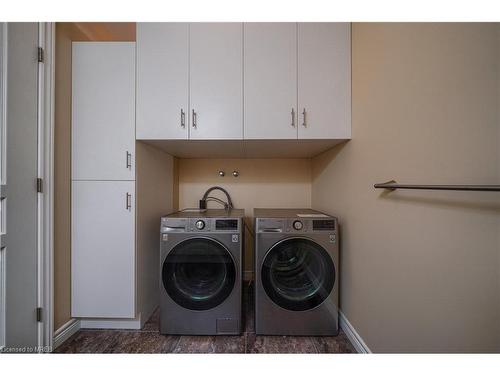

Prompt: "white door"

[298,23,351,139]
[0,22,6,351]
[136,23,189,140]
[189,23,243,139]
[72,180,135,318]
[244,23,297,139]
[72,42,136,180]
[1,23,40,350]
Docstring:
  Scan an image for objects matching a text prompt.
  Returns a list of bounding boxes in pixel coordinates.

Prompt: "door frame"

[0,22,7,351]
[38,22,55,351]
[0,22,54,352]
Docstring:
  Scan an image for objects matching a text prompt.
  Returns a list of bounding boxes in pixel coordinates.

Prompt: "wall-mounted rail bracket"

[374,180,397,191]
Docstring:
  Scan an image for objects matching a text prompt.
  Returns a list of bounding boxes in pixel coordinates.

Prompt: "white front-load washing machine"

[254,208,339,336]
[160,209,244,335]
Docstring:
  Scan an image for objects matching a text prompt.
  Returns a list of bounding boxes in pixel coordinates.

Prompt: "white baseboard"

[339,310,371,353]
[243,271,254,281]
[80,314,142,330]
[53,319,81,350]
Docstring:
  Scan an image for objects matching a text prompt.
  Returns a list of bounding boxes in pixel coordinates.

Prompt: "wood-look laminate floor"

[55,283,356,354]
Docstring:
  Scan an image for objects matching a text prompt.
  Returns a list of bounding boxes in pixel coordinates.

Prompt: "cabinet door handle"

[302,108,306,127]
[180,109,185,127]
[126,192,131,210]
[291,108,295,127]
[192,109,197,128]
[126,151,132,169]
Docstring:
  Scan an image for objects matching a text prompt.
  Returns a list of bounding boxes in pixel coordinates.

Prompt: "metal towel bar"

[374,180,500,192]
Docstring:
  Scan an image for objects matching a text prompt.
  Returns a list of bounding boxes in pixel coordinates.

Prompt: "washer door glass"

[162,238,236,311]
[261,238,335,311]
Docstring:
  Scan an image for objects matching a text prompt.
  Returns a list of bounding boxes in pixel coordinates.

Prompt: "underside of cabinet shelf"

[140,139,349,159]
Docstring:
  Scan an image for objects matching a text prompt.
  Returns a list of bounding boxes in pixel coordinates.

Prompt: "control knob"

[195,220,206,230]
[292,220,303,231]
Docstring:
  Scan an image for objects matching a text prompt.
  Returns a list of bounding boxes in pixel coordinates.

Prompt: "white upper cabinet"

[136,23,189,140]
[189,23,243,139]
[72,42,136,180]
[297,23,351,139]
[244,23,297,139]
[134,23,351,147]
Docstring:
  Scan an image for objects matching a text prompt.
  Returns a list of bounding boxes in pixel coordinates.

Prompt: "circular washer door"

[162,238,236,311]
[261,238,335,311]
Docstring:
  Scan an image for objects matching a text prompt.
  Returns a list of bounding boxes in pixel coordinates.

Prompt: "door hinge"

[37,47,44,63]
[36,178,43,193]
[36,307,42,322]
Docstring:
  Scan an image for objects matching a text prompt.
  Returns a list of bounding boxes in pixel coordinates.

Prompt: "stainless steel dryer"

[254,208,339,336]
[160,209,244,335]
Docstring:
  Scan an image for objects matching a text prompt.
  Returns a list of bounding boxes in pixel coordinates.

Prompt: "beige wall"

[178,158,311,275]
[136,142,175,324]
[71,23,135,41]
[312,23,500,352]
[54,23,90,332]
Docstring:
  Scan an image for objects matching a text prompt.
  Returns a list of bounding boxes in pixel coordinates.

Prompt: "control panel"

[256,217,337,234]
[161,217,240,233]
[312,219,335,231]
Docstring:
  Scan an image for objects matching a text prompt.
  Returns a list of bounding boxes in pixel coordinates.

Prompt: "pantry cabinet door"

[136,23,189,139]
[244,23,297,139]
[72,42,136,180]
[298,23,351,139]
[72,180,135,318]
[189,23,243,139]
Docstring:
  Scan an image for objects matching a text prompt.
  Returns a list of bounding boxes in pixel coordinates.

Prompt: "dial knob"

[293,220,303,231]
[195,220,205,230]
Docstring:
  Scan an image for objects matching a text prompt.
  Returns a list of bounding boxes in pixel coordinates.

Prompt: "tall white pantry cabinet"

[71,43,137,322]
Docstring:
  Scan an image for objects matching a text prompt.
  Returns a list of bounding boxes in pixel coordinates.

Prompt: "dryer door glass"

[261,238,335,311]
[162,238,236,311]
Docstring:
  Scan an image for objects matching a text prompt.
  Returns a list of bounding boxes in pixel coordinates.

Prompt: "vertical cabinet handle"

[180,109,185,127]
[302,108,307,127]
[192,109,197,128]
[291,108,295,127]
[126,151,132,169]
[126,192,131,211]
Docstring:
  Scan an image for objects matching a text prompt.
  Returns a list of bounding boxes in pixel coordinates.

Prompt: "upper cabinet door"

[72,42,136,180]
[189,23,243,139]
[244,23,297,139]
[136,23,189,140]
[298,23,351,139]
